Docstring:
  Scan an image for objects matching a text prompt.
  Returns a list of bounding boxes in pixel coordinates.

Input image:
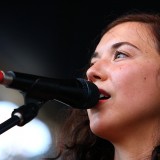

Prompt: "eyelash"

[89,51,129,66]
[114,51,128,60]
[89,62,94,67]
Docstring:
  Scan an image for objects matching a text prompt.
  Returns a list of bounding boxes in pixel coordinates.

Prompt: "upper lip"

[99,88,111,100]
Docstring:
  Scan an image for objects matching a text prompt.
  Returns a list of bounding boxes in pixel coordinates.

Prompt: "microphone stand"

[0,101,43,135]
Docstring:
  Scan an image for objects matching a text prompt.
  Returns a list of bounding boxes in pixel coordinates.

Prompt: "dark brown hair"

[53,11,160,160]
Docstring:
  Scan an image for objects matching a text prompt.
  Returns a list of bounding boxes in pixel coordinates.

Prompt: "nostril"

[87,74,102,83]
[93,75,101,79]
[86,66,103,82]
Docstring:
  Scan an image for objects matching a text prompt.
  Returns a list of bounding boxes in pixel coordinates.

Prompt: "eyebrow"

[91,41,140,59]
[112,41,139,50]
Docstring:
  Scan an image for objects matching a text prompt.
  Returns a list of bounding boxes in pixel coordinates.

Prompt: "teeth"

[99,93,110,100]
[99,94,105,98]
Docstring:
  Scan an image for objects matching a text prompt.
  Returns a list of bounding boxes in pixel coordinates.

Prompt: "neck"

[111,120,160,160]
[114,142,152,160]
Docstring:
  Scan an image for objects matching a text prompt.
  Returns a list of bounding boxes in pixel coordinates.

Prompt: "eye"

[89,62,94,67]
[114,51,128,60]
[89,59,96,67]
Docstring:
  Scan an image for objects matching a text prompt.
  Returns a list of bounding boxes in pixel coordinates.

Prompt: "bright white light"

[0,101,52,159]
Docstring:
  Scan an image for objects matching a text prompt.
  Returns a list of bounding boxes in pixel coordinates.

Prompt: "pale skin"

[86,22,160,160]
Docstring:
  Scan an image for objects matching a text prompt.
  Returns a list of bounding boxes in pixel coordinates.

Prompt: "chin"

[89,121,110,138]
[89,118,125,142]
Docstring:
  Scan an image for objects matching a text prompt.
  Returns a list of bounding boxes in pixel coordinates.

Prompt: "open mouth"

[99,93,111,100]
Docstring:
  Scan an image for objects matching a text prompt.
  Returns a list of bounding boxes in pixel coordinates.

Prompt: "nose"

[86,60,107,82]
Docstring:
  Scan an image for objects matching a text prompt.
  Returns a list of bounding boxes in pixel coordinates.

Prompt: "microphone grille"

[77,78,99,109]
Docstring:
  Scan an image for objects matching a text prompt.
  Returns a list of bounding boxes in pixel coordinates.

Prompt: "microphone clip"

[0,100,43,135]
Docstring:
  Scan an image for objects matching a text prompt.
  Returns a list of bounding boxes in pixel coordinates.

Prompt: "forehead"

[97,22,156,51]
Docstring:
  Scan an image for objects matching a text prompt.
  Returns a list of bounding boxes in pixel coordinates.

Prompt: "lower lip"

[90,100,108,109]
[98,99,108,104]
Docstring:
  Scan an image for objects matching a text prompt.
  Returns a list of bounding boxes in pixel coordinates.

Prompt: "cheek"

[114,63,158,96]
[113,64,160,116]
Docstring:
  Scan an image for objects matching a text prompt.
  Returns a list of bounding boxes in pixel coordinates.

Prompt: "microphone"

[0,71,100,109]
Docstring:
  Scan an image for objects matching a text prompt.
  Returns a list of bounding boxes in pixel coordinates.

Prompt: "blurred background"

[0,1,159,159]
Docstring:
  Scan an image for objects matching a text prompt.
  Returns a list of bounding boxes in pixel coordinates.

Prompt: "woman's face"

[86,22,160,141]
